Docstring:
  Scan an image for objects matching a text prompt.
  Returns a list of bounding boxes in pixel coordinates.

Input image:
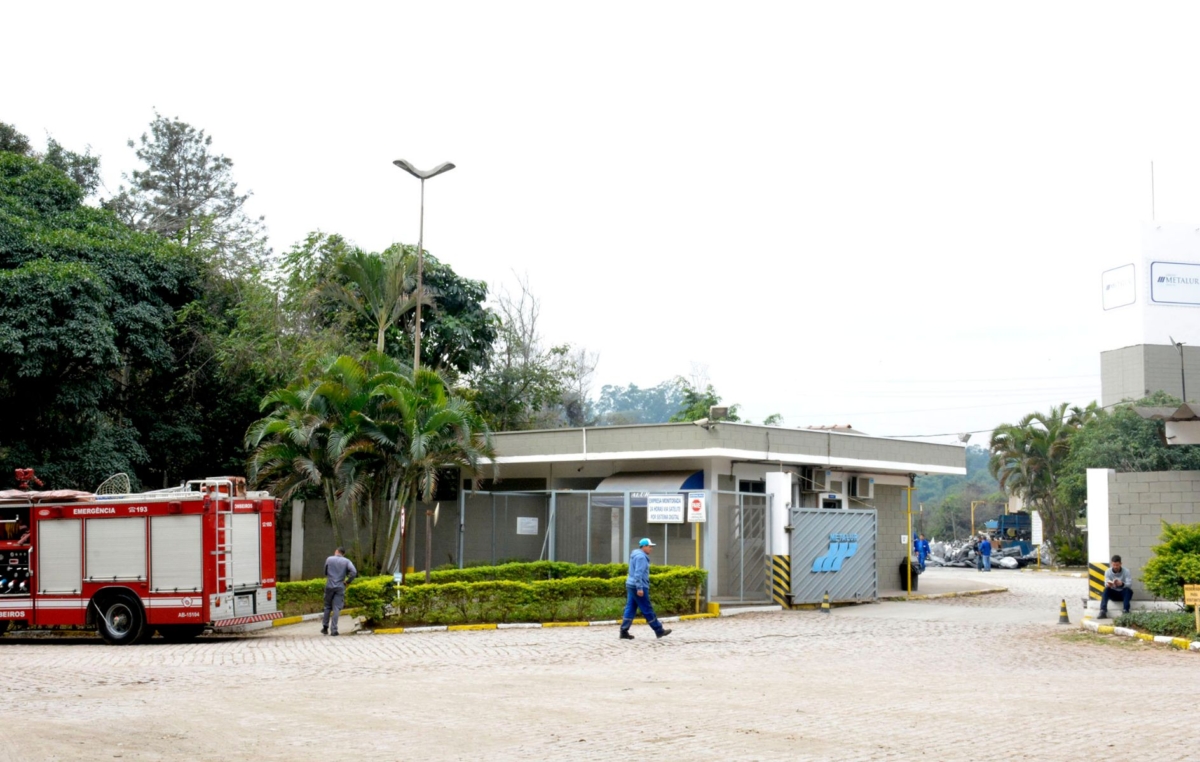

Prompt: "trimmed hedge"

[277,562,707,626]
[1114,610,1199,639]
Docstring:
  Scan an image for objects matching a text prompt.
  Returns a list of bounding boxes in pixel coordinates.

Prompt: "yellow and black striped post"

[770,555,791,608]
[820,591,831,614]
[1088,562,1109,601]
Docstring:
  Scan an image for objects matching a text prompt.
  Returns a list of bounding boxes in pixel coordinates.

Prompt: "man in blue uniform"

[979,535,993,572]
[913,534,931,572]
[619,538,671,640]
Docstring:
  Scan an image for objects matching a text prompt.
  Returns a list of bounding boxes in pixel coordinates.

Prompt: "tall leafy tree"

[105,113,269,276]
[1056,393,1200,516]
[0,136,200,488]
[471,277,574,431]
[670,378,741,422]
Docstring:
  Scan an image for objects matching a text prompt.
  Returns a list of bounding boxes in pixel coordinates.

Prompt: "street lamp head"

[393,159,456,180]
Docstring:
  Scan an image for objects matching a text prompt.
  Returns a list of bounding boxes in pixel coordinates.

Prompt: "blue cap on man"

[638,538,656,547]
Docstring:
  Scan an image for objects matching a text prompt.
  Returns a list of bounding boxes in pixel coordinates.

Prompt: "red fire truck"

[0,471,281,644]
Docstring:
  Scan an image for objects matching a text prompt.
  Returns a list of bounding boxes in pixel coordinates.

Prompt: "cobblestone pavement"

[2,569,1195,762]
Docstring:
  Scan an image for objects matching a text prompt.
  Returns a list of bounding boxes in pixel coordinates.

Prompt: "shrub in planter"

[1142,522,1200,601]
[1114,610,1198,639]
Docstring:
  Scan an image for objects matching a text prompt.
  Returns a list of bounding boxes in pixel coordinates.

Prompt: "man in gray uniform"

[322,547,357,636]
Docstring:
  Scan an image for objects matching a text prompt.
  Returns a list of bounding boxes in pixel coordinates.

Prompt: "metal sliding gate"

[789,508,877,604]
[717,491,770,603]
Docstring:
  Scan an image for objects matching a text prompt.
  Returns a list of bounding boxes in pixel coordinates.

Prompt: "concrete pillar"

[765,471,794,607]
[289,499,305,581]
[1086,469,1114,565]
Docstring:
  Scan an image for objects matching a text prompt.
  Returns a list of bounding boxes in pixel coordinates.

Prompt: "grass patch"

[1056,631,1145,649]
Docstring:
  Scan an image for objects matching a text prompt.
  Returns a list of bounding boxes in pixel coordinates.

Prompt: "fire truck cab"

[0,472,281,644]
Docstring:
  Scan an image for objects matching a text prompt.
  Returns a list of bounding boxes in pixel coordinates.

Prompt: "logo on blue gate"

[811,533,859,573]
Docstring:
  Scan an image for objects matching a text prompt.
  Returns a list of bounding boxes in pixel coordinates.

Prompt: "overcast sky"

[8,2,1200,444]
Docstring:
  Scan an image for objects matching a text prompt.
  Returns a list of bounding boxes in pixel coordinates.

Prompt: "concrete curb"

[271,609,360,628]
[1080,616,1200,651]
[878,587,1008,602]
[357,603,723,636]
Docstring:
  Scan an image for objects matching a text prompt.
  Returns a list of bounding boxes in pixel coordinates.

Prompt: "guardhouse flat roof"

[484,421,965,476]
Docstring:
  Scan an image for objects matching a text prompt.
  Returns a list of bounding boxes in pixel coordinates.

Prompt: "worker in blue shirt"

[620,538,672,640]
[979,535,993,572]
[913,534,931,572]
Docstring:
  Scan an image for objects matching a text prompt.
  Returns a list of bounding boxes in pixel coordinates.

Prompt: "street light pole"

[1171,336,1187,403]
[393,159,455,373]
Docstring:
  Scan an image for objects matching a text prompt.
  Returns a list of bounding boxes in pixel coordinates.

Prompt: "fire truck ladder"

[207,480,236,602]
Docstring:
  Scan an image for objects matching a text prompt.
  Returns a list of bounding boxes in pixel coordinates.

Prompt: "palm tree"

[339,366,493,576]
[248,351,492,576]
[245,380,346,549]
[988,402,1099,541]
[323,247,431,354]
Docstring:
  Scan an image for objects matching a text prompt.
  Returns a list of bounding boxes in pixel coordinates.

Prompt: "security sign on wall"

[647,494,685,523]
[687,492,706,523]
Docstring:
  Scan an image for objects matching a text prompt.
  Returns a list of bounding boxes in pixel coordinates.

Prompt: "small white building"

[437,421,965,606]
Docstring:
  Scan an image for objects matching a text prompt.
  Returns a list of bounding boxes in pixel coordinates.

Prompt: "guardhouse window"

[738,480,766,494]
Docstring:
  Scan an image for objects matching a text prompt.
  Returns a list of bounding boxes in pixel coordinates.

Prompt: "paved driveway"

[1,569,1194,762]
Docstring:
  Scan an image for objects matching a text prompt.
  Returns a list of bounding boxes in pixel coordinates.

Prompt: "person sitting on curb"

[619,538,671,641]
[1098,554,1133,619]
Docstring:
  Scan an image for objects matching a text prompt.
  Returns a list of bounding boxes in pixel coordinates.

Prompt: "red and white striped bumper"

[210,611,284,628]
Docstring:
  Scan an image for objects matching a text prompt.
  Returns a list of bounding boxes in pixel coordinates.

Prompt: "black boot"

[656,628,672,639]
[619,630,634,640]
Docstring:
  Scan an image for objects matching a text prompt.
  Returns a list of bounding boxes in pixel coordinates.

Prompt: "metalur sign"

[1150,261,1200,306]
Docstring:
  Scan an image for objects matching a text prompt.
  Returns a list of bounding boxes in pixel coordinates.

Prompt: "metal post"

[739,494,745,602]
[548,491,557,562]
[663,523,669,565]
[491,494,496,565]
[414,178,425,372]
[424,507,433,583]
[585,493,592,564]
[622,491,631,561]
[458,484,466,569]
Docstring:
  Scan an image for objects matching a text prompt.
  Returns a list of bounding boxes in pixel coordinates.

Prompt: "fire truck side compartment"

[85,517,147,581]
[150,515,203,592]
[37,519,82,593]
[231,513,261,589]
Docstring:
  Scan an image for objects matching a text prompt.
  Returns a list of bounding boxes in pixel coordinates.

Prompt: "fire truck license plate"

[234,594,254,615]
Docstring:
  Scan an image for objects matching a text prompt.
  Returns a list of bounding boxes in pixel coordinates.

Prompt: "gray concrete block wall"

[872,485,912,592]
[1106,470,1200,589]
[1101,344,1200,407]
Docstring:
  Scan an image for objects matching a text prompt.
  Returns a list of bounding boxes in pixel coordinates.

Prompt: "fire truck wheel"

[157,625,206,642]
[95,592,148,646]
[0,620,8,636]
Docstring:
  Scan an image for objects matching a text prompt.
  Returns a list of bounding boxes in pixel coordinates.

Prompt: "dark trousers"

[621,585,664,634]
[322,586,345,633]
[1100,586,1133,613]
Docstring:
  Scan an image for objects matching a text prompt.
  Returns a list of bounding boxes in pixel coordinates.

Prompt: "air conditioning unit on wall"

[800,467,830,492]
[850,476,874,500]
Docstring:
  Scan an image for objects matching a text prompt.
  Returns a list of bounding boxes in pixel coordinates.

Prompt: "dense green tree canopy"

[0,147,201,488]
